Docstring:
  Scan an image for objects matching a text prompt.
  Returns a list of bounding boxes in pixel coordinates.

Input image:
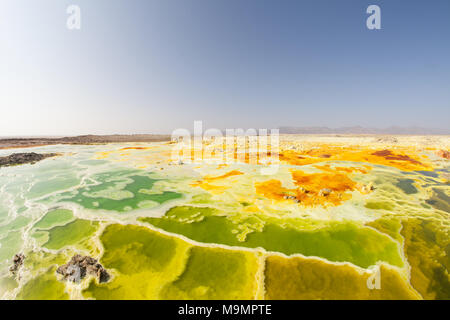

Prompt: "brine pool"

[0,142,448,299]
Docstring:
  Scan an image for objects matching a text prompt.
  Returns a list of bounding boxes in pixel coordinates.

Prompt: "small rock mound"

[318,188,332,197]
[360,182,376,194]
[9,253,25,276]
[57,255,110,283]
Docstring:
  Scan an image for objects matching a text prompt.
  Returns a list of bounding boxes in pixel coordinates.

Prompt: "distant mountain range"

[278,126,450,135]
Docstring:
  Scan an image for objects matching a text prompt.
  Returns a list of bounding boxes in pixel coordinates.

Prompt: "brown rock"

[57,254,110,283]
[9,253,25,275]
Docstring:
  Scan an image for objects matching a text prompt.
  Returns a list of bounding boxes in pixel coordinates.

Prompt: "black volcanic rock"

[9,253,25,276]
[0,152,58,167]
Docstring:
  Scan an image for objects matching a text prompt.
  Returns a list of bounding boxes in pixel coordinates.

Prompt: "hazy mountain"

[278,126,450,135]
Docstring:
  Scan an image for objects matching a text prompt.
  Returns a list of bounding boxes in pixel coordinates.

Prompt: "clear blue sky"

[1,0,449,135]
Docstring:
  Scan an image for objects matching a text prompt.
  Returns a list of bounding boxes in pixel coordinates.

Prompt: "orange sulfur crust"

[120,147,150,150]
[191,170,244,194]
[255,167,371,208]
[313,164,371,174]
[278,146,432,171]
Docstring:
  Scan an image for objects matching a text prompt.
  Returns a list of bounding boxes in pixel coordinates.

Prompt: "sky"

[1,0,449,136]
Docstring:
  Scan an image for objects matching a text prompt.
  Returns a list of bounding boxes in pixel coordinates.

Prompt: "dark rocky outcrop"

[56,255,110,283]
[0,152,58,167]
[9,253,25,275]
[0,134,171,149]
